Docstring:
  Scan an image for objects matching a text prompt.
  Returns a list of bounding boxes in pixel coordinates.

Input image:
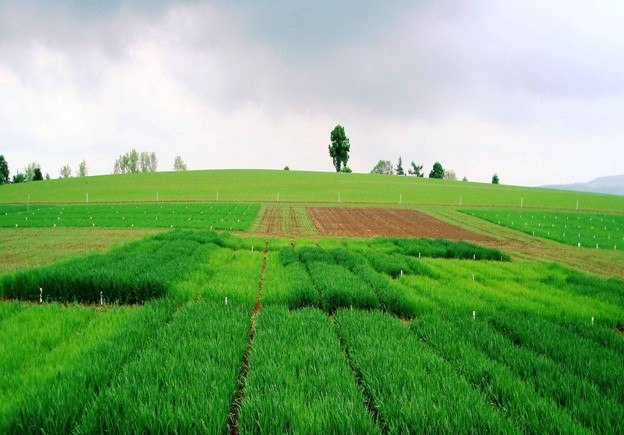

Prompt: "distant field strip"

[308,207,490,240]
[253,205,317,236]
[3,169,624,211]
[0,203,259,231]
[465,209,624,250]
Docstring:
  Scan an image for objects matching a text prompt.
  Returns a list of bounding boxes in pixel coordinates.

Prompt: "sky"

[1,0,623,186]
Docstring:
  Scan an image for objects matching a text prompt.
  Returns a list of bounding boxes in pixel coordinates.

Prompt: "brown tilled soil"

[307,207,491,241]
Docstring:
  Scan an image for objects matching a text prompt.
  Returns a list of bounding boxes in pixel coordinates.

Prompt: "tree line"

[326,124,500,184]
[0,152,188,184]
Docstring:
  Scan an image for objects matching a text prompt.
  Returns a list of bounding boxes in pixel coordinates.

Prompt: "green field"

[0,203,259,231]
[1,230,623,432]
[1,169,623,432]
[466,209,624,250]
[2,169,624,210]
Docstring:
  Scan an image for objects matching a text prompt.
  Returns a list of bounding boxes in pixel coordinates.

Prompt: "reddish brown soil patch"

[307,207,491,241]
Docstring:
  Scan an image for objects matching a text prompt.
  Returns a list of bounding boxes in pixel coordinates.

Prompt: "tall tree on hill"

[24,162,41,181]
[429,162,444,179]
[139,152,157,172]
[33,167,43,181]
[173,156,187,171]
[60,165,72,178]
[328,125,350,172]
[492,173,500,184]
[395,157,405,175]
[78,160,88,177]
[0,155,9,184]
[408,161,424,177]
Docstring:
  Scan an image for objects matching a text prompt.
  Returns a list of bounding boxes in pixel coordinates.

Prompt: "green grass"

[2,169,623,210]
[2,229,624,432]
[239,306,378,433]
[0,202,259,231]
[465,208,624,250]
[77,301,249,433]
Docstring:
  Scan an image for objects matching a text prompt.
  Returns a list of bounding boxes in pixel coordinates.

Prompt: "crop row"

[0,203,259,231]
[465,208,624,250]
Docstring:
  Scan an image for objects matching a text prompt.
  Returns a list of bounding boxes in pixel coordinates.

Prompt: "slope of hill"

[1,169,624,211]
[542,175,624,196]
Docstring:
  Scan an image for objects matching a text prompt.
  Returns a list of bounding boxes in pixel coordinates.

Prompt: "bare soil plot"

[307,207,490,241]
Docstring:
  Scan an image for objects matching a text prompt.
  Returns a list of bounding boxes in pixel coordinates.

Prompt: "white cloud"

[0,0,622,185]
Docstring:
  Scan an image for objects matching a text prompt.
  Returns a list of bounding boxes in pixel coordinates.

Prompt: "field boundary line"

[331,315,389,434]
[227,241,268,435]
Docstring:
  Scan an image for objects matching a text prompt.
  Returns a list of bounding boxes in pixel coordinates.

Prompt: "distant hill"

[542,175,624,196]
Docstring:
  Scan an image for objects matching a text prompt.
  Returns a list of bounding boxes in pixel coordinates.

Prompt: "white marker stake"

[591,317,594,326]
[520,197,524,208]
[472,311,476,320]
[473,254,476,260]
[225,297,228,306]
[86,192,89,203]
[39,287,42,304]
[400,269,403,277]
[100,291,103,306]
[418,252,421,258]
[251,246,254,252]
[472,273,475,281]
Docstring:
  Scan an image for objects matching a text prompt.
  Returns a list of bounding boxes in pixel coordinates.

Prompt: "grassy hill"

[1,169,623,211]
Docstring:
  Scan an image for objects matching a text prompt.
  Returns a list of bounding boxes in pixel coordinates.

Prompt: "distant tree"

[45,173,50,180]
[444,169,457,181]
[33,167,43,181]
[371,160,394,175]
[462,176,468,182]
[0,155,9,184]
[12,172,26,183]
[395,157,405,176]
[24,162,41,181]
[429,162,444,179]
[139,151,157,172]
[114,149,141,174]
[283,166,290,171]
[340,166,352,173]
[492,173,500,184]
[408,161,424,177]
[78,160,88,177]
[173,156,187,171]
[328,125,350,172]
[60,165,72,178]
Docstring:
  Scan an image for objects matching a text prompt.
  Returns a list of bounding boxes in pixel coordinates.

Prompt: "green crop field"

[0,203,259,231]
[1,169,623,432]
[2,169,624,210]
[1,229,623,432]
[466,209,624,250]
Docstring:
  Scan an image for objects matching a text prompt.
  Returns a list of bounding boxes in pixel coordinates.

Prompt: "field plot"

[2,229,624,432]
[465,209,624,250]
[308,207,490,240]
[253,205,317,236]
[0,203,259,231]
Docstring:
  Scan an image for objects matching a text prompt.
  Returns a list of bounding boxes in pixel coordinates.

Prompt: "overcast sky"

[1,0,623,185]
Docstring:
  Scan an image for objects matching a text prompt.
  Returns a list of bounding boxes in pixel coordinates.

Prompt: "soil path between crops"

[228,241,267,435]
